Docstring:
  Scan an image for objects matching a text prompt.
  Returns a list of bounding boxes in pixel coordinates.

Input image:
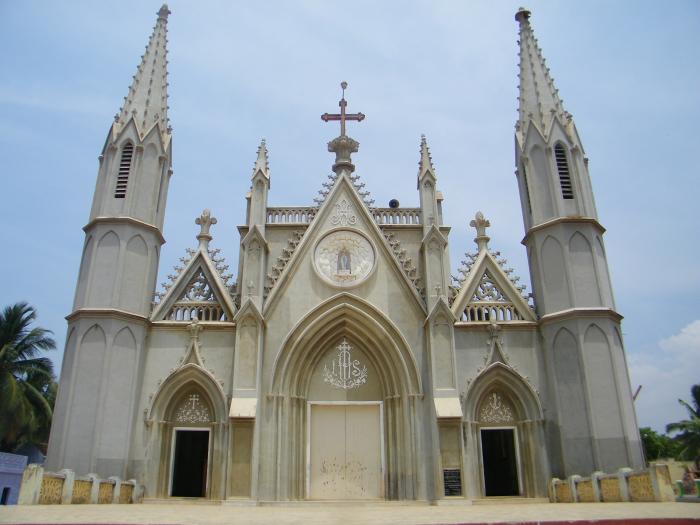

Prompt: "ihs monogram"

[330,199,357,227]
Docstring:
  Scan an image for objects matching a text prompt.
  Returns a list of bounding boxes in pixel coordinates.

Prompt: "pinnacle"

[418,134,435,178]
[114,4,171,143]
[253,139,270,178]
[515,8,567,141]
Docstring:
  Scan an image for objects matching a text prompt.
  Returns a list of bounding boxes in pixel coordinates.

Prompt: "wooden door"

[309,404,382,499]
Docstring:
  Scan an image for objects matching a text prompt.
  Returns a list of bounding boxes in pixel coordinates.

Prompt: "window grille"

[554,144,574,199]
[114,143,134,198]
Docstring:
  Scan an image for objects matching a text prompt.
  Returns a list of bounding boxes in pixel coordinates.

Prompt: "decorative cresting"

[479,392,515,424]
[323,339,368,390]
[383,232,424,300]
[264,230,304,298]
[174,393,212,424]
[314,230,376,287]
[314,171,374,208]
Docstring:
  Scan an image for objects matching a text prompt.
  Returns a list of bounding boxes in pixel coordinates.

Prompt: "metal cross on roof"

[321,81,365,137]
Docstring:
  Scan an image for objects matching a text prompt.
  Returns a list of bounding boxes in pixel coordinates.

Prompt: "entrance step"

[472,497,550,505]
[143,497,223,505]
[258,500,428,507]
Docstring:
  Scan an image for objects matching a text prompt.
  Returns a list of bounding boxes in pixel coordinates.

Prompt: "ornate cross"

[188,394,199,410]
[321,82,365,137]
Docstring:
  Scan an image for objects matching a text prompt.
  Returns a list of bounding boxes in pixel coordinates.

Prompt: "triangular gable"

[264,173,427,315]
[152,249,236,322]
[451,250,535,322]
[425,296,457,326]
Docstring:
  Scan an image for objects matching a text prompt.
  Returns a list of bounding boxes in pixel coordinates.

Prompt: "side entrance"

[307,403,383,500]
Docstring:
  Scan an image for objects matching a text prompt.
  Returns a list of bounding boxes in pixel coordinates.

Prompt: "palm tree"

[666,384,700,467]
[0,302,56,452]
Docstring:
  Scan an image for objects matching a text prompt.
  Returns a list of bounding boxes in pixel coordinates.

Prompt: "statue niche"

[337,248,352,275]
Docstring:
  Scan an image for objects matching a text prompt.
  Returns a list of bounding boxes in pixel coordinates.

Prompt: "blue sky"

[1,1,698,433]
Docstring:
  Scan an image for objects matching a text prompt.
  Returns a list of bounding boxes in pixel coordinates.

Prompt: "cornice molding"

[538,307,623,325]
[84,217,166,245]
[66,308,149,324]
[521,216,605,245]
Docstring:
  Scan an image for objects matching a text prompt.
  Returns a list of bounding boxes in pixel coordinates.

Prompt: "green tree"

[0,303,56,452]
[666,384,700,466]
[640,426,680,461]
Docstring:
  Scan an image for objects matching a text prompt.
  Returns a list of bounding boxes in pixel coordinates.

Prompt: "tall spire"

[515,8,567,141]
[114,4,171,143]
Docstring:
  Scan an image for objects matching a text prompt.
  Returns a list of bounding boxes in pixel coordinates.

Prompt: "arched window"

[114,143,134,198]
[554,143,574,199]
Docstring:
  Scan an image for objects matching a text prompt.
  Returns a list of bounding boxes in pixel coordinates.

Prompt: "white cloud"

[630,320,700,432]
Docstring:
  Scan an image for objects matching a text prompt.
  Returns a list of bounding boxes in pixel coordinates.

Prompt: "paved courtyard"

[1,502,699,525]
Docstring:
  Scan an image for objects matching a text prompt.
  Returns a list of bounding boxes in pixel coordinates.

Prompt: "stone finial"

[158,4,171,21]
[253,138,270,178]
[328,135,359,174]
[515,6,531,23]
[470,211,491,251]
[195,209,217,250]
[188,317,202,341]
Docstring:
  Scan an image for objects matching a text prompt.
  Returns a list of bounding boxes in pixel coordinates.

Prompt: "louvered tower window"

[554,143,574,199]
[114,143,134,198]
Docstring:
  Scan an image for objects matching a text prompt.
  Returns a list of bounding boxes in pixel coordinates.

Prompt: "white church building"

[46,5,644,502]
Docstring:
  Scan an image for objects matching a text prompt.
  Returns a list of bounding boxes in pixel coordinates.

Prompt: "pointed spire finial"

[253,138,270,178]
[470,211,491,251]
[418,134,436,178]
[114,4,171,143]
[195,209,217,250]
[158,4,171,21]
[515,7,531,23]
[515,7,567,141]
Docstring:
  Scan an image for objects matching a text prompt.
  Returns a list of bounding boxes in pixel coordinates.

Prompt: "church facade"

[46,5,644,502]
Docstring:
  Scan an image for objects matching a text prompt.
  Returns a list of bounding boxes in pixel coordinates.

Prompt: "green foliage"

[640,426,680,460]
[0,302,57,452]
[666,384,700,464]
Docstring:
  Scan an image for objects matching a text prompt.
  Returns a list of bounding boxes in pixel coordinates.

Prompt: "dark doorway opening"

[171,429,209,497]
[481,428,519,496]
[1,487,10,505]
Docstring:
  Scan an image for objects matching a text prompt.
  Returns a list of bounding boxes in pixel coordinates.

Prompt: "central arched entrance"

[269,293,423,501]
[307,338,384,499]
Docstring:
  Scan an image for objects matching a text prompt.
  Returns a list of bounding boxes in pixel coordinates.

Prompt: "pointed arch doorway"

[305,339,385,499]
[478,392,521,496]
[269,294,423,501]
[463,363,550,499]
[168,391,213,497]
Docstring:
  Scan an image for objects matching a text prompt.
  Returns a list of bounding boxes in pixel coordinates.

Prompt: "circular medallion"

[313,229,376,287]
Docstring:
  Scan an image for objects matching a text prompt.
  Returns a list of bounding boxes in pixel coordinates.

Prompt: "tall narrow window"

[554,143,574,199]
[114,143,134,198]
[521,165,532,213]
